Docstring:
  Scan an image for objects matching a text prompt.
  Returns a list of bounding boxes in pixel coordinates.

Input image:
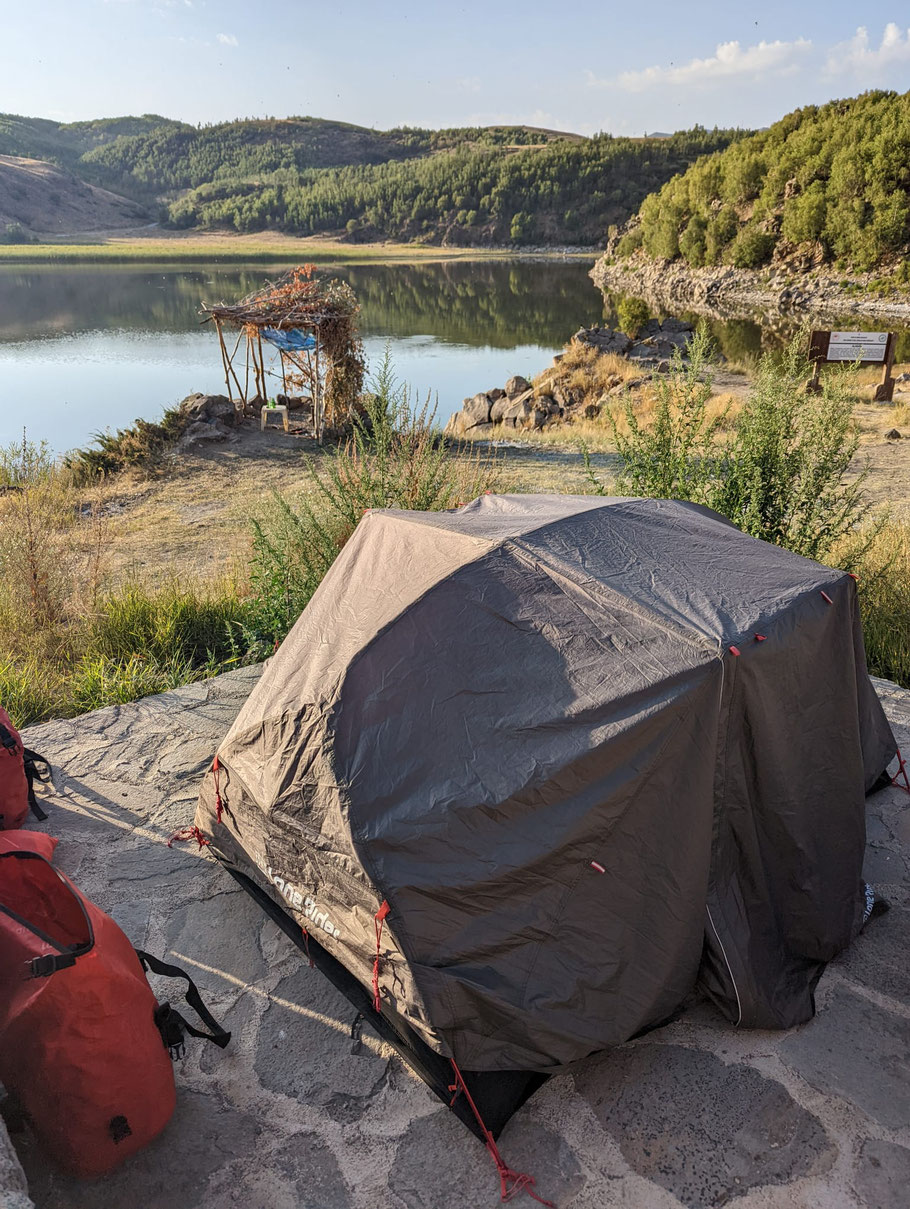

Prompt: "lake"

[0,259,610,454]
[4,259,909,456]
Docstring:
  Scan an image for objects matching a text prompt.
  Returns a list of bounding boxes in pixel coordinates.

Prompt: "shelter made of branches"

[201,265,364,441]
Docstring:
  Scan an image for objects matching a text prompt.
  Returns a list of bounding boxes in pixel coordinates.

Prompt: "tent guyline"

[200,264,365,442]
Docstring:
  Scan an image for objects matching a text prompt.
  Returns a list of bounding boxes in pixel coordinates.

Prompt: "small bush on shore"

[588,328,865,566]
[64,407,188,483]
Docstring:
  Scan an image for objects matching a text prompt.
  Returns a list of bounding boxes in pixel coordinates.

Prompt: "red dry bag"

[0,707,50,829]
[0,833,230,1177]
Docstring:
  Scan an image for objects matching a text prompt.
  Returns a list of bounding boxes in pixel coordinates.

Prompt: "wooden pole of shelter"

[314,327,323,443]
[214,320,234,406]
[223,328,246,404]
[257,330,269,406]
[874,334,897,403]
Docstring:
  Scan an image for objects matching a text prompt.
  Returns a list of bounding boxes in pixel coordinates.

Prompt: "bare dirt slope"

[0,155,147,234]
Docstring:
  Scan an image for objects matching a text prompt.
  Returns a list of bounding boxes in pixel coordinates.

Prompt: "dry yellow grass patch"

[532,343,646,402]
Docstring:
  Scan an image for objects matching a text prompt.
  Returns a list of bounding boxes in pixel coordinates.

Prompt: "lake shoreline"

[593,256,910,323]
[0,231,600,265]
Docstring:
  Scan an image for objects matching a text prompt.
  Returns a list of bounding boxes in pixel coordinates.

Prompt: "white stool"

[261,404,289,433]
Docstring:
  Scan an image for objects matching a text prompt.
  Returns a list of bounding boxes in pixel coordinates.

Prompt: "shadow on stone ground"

[6,667,910,1209]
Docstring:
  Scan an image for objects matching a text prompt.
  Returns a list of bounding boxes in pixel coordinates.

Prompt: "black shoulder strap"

[22,748,50,822]
[136,950,231,1054]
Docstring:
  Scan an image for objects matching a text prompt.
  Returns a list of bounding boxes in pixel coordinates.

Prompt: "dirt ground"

[84,373,910,589]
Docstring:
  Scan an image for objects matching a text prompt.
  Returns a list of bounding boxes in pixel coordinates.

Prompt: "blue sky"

[2,1,909,134]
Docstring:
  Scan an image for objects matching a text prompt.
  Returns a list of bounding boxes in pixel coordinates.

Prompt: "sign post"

[807,330,896,402]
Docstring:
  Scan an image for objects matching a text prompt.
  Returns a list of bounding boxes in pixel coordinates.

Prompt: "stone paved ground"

[6,667,910,1209]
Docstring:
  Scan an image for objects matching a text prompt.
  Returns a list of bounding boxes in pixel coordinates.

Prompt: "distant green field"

[0,238,591,264]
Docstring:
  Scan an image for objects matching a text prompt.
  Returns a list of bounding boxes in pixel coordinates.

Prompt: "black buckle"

[29,951,77,978]
[350,1011,365,1055]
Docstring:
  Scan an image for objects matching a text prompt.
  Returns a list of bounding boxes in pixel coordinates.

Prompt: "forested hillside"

[615,90,910,271]
[165,129,739,244]
[0,111,740,245]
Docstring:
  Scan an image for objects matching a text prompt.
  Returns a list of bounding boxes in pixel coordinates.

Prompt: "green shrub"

[727,226,775,269]
[614,294,651,337]
[592,325,722,501]
[587,328,867,566]
[242,350,496,653]
[711,334,865,561]
[64,407,189,483]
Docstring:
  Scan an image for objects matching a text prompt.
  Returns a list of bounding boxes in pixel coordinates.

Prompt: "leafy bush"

[711,336,865,561]
[727,227,775,269]
[595,325,723,501]
[588,329,866,565]
[0,222,35,245]
[242,350,496,653]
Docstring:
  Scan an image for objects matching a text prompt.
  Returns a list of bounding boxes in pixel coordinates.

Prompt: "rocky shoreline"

[444,319,694,438]
[592,256,910,323]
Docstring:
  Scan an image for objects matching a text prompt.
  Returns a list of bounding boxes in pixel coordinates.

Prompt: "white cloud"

[216,32,238,47]
[592,37,812,92]
[825,23,910,75]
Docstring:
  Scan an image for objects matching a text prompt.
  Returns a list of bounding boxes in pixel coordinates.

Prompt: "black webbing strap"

[22,748,50,822]
[135,950,231,1053]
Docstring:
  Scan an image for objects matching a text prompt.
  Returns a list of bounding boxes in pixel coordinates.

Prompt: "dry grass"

[533,343,646,402]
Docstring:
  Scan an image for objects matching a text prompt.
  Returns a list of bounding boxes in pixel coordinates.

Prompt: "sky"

[1,0,909,135]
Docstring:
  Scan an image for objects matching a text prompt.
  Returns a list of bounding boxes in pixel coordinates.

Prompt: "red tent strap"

[372,900,390,1013]
[891,747,910,796]
[167,826,210,849]
[448,1061,555,1207]
[212,755,223,825]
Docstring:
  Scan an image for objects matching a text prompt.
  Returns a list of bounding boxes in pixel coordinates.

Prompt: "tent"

[195,494,894,1132]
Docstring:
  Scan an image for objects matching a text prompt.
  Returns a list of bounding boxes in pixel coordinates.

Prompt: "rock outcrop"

[593,253,910,323]
[575,318,693,364]
[444,318,694,438]
[177,394,239,447]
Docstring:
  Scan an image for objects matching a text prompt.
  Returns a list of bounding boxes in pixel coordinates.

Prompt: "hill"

[0,155,147,236]
[0,111,742,246]
[611,90,910,273]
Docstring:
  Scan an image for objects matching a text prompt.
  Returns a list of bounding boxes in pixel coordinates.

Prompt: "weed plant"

[243,349,496,654]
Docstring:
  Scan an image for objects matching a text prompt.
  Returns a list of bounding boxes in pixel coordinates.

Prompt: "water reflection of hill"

[0,261,607,350]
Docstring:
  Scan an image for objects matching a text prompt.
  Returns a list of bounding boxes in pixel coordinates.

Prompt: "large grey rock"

[575,1043,833,1208]
[780,985,910,1129]
[836,909,910,1002]
[490,394,512,423]
[179,393,236,426]
[504,375,531,398]
[388,1110,582,1209]
[462,393,492,426]
[574,327,633,356]
[17,1090,257,1209]
[852,1138,910,1209]
[255,966,388,1115]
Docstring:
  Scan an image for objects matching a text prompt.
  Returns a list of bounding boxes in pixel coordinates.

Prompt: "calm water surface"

[4,260,909,455]
[0,260,609,453]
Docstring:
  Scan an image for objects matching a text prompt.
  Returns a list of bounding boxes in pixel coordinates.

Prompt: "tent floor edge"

[221,863,547,1141]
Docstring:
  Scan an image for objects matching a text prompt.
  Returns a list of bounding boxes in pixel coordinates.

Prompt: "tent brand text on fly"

[259,861,341,938]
